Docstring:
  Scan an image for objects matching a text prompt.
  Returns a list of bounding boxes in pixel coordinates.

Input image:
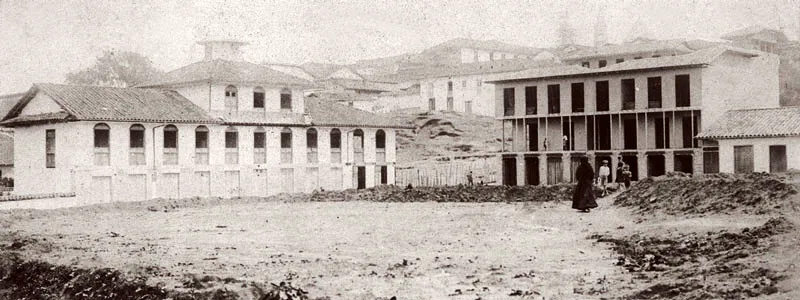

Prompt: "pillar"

[638,152,648,179]
[562,153,571,184]
[516,154,525,186]
[692,148,703,175]
[539,154,548,185]
[664,151,675,174]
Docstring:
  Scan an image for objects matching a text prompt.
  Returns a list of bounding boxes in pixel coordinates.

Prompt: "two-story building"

[488,45,779,186]
[2,41,410,204]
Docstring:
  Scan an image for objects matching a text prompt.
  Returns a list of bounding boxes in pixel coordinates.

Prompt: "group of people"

[572,156,632,213]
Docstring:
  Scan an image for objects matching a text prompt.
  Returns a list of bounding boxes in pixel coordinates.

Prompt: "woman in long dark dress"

[572,157,598,212]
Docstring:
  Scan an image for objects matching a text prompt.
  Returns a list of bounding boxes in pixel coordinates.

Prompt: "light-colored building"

[561,39,696,69]
[697,107,800,173]
[2,41,409,204]
[721,25,788,54]
[487,45,779,185]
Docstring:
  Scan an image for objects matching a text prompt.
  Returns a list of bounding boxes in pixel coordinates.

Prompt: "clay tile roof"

[562,39,693,61]
[304,97,412,129]
[139,59,313,87]
[697,107,800,140]
[488,46,759,83]
[1,83,218,126]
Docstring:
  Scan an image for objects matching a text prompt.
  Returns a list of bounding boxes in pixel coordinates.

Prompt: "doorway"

[547,157,563,184]
[647,154,666,177]
[769,145,787,173]
[621,155,639,181]
[674,154,693,174]
[525,157,540,185]
[503,157,517,186]
[356,166,366,189]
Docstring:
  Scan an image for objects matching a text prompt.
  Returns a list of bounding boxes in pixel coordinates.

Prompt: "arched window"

[94,123,110,166]
[129,124,145,165]
[280,127,293,163]
[195,126,209,165]
[353,129,364,163]
[253,86,265,109]
[330,128,341,163]
[253,127,266,164]
[225,126,239,164]
[306,128,318,163]
[163,125,178,165]
[375,129,386,164]
[280,88,292,110]
[225,85,238,111]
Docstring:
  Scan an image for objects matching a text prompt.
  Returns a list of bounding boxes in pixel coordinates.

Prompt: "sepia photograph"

[0,0,799,299]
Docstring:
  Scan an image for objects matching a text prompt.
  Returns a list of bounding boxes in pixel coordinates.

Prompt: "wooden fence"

[396,155,500,187]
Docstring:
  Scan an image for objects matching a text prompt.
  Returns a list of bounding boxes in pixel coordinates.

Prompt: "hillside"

[384,109,503,163]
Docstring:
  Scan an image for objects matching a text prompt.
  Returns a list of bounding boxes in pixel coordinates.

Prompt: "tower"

[558,10,577,46]
[594,5,608,47]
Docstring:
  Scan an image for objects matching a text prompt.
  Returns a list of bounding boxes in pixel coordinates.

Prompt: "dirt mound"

[309,184,602,203]
[592,217,793,299]
[0,251,316,300]
[614,173,798,215]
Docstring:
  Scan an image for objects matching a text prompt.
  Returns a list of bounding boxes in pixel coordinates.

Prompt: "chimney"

[198,40,249,61]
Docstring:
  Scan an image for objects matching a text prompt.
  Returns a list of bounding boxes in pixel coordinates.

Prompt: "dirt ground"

[1,194,799,299]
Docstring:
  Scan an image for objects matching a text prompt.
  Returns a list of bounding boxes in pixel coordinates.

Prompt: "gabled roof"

[488,46,760,83]
[1,83,219,126]
[0,92,25,120]
[300,62,347,79]
[139,59,312,88]
[325,79,397,92]
[390,59,561,82]
[426,38,544,56]
[562,39,693,61]
[308,91,377,103]
[697,107,800,140]
[304,97,411,129]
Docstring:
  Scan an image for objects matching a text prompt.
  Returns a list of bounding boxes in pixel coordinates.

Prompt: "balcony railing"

[280,149,292,164]
[376,149,386,164]
[195,148,209,165]
[94,148,110,166]
[129,148,146,166]
[254,149,266,164]
[225,149,238,165]
[163,148,178,165]
[307,149,318,164]
[354,150,364,164]
[331,149,342,163]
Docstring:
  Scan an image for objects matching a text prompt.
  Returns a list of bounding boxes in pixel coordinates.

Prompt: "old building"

[697,107,800,173]
[2,40,409,204]
[488,45,779,185]
[721,25,789,54]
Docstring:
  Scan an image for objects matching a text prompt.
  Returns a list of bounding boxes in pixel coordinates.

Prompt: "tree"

[65,50,164,87]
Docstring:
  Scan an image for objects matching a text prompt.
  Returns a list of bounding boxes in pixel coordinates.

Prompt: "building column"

[610,152,620,183]
[692,148,703,175]
[664,151,675,174]
[516,154,525,186]
[539,154,548,185]
[562,153,571,184]
[638,152,648,179]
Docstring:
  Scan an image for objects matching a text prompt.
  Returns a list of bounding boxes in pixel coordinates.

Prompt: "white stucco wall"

[20,93,63,116]
[717,137,800,173]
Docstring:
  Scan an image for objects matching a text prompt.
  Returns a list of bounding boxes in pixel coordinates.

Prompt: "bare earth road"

[2,199,649,300]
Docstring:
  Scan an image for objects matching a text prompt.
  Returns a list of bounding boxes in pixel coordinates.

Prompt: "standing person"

[543,138,549,151]
[622,165,632,189]
[615,156,624,184]
[467,171,474,186]
[598,160,610,196]
[572,157,598,213]
[562,135,569,150]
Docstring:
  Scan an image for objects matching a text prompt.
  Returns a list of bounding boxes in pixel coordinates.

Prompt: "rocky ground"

[0,174,799,299]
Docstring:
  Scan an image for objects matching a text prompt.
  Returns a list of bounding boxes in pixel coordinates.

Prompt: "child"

[621,165,632,189]
[598,160,610,196]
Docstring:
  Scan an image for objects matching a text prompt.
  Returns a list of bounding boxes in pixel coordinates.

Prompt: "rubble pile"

[614,173,798,215]
[309,184,603,203]
[592,217,793,299]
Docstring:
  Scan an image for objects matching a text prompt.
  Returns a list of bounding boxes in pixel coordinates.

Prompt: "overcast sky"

[1,0,799,94]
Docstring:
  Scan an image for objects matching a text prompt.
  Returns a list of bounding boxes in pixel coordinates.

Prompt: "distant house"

[561,39,696,69]
[0,92,23,180]
[721,25,789,54]
[697,107,800,173]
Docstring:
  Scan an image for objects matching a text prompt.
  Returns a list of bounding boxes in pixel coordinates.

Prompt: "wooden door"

[734,145,754,174]
[547,157,563,184]
[769,145,787,173]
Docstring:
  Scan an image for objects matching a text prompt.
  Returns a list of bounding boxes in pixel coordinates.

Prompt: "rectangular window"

[581,61,590,68]
[428,98,436,111]
[525,86,537,115]
[130,128,145,166]
[46,129,55,168]
[598,60,607,68]
[596,81,609,111]
[571,82,584,112]
[225,131,238,164]
[616,58,624,63]
[634,56,643,60]
[622,78,636,110]
[503,87,515,116]
[254,132,266,164]
[647,77,662,108]
[547,84,560,114]
[675,74,691,107]
[769,145,787,173]
[254,93,265,108]
[130,130,144,148]
[447,97,454,111]
[281,131,292,164]
[447,81,453,92]
[280,93,292,110]
[195,130,209,165]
